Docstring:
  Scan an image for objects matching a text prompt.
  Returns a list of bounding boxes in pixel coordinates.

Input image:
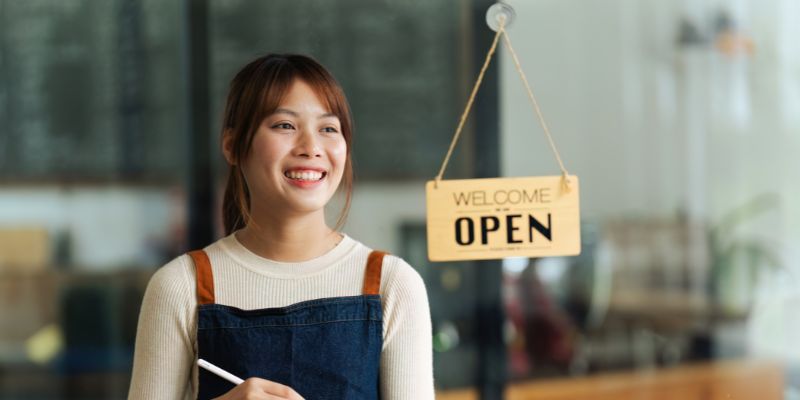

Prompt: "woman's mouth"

[284,169,327,188]
[284,170,326,181]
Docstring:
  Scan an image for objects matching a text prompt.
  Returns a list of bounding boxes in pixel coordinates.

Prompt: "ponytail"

[222,165,250,235]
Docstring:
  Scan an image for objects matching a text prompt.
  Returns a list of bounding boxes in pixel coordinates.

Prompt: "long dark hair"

[221,54,354,235]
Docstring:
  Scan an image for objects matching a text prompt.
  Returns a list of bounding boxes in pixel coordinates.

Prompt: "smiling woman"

[219,55,355,238]
[225,78,348,246]
[127,54,434,400]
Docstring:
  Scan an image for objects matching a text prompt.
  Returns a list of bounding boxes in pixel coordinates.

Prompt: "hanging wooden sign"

[426,176,580,261]
[426,9,581,262]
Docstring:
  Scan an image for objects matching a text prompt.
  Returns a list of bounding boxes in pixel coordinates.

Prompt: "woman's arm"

[380,257,435,399]
[128,256,196,400]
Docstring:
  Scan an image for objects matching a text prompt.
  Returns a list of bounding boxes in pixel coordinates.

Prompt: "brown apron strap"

[363,251,386,296]
[188,250,215,305]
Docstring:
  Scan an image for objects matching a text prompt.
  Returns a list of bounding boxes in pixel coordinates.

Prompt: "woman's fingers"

[262,395,302,400]
[213,377,305,400]
[244,377,305,399]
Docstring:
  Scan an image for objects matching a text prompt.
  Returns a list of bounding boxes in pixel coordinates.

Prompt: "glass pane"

[3,0,799,399]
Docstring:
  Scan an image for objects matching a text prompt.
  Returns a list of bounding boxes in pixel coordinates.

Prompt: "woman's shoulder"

[381,253,426,295]
[346,237,426,295]
[130,253,199,326]
[346,241,431,318]
[144,253,195,299]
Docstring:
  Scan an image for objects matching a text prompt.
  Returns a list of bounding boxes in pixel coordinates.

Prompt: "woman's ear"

[222,129,236,165]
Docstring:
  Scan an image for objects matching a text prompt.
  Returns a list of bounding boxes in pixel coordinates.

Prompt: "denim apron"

[188,250,385,400]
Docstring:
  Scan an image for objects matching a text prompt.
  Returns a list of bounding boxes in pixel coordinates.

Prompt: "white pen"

[197,358,245,385]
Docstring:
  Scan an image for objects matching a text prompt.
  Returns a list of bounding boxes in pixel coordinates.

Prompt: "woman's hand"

[213,377,305,400]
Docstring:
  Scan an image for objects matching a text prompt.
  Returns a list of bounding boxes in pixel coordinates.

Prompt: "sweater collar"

[218,230,357,278]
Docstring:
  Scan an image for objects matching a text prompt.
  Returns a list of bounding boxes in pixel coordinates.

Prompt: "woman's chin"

[283,197,332,215]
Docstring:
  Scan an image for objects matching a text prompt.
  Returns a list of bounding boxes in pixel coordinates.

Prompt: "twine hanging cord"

[434,15,571,190]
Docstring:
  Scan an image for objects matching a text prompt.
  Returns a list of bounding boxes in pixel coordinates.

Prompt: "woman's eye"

[272,122,294,130]
[321,126,339,133]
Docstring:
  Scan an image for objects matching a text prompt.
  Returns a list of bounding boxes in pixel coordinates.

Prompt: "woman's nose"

[294,129,322,158]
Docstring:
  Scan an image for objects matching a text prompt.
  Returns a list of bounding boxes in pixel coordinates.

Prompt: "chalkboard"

[0,0,474,182]
[0,0,185,182]
[209,0,474,180]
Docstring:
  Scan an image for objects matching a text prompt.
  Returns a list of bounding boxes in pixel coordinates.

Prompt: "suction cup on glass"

[486,2,515,32]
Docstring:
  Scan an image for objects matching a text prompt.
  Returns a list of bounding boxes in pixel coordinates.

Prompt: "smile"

[284,169,326,182]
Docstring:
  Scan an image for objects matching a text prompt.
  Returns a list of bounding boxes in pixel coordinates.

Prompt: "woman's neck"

[234,212,342,263]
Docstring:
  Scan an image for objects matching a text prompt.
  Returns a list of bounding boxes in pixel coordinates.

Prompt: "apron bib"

[188,250,385,400]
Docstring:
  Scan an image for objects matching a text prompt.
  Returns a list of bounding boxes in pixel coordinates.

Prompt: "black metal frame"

[185,0,214,250]
[471,1,506,399]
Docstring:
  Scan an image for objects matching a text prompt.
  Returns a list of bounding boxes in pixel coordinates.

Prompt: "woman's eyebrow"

[272,108,299,117]
[271,108,338,120]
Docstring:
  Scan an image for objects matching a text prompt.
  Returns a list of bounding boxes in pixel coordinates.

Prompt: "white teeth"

[285,170,324,181]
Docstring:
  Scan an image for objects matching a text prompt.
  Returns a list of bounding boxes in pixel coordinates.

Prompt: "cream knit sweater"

[128,233,434,399]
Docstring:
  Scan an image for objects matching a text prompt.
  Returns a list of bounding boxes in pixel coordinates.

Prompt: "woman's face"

[236,79,347,218]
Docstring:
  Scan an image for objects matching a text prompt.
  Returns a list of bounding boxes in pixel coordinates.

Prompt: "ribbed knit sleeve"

[379,256,435,400]
[128,256,196,400]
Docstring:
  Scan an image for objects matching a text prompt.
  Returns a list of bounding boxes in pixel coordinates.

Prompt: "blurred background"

[1,0,798,399]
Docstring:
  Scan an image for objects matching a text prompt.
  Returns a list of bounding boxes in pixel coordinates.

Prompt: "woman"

[128,54,434,400]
